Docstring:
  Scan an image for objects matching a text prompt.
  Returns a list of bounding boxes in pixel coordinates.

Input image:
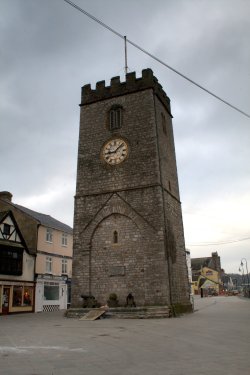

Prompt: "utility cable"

[63,0,250,119]
[187,236,250,246]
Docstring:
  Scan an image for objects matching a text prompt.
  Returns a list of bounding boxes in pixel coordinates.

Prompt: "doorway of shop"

[2,287,10,314]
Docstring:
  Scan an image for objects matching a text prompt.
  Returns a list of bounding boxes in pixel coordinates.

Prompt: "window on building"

[3,224,11,235]
[23,287,33,306]
[168,180,172,192]
[46,256,52,273]
[13,286,33,307]
[113,231,118,244]
[46,228,53,243]
[0,247,23,275]
[62,259,68,274]
[109,106,122,131]
[13,286,23,306]
[62,233,68,247]
[161,113,167,135]
[44,283,59,300]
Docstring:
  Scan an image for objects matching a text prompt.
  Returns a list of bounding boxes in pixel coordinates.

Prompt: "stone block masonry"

[71,69,191,312]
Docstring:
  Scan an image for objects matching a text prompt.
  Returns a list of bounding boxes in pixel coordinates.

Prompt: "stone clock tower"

[71,69,191,311]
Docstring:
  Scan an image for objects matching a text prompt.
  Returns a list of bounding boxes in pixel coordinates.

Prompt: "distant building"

[191,252,222,295]
[0,191,73,314]
[0,210,36,314]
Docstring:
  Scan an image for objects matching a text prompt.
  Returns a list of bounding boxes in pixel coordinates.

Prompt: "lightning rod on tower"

[124,36,128,75]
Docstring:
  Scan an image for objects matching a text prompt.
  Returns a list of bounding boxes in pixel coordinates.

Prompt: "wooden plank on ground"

[79,309,106,321]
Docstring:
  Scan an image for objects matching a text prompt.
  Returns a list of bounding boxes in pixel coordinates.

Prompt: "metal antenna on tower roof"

[124,36,128,75]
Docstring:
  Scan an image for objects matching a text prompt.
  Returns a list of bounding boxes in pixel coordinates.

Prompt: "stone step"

[66,306,171,319]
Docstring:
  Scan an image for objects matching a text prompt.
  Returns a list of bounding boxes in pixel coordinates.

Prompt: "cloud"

[1,0,250,273]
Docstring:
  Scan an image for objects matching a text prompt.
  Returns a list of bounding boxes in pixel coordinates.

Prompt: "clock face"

[102,138,128,165]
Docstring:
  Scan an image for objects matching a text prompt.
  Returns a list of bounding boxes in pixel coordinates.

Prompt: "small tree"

[107,293,119,307]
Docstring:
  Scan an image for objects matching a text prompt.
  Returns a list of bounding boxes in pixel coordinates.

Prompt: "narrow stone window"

[109,106,122,131]
[113,231,118,244]
[161,113,167,135]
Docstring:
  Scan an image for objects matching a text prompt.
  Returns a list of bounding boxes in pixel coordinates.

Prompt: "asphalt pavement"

[0,296,249,375]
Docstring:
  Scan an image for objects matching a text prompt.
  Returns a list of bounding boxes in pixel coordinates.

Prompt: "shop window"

[44,284,59,300]
[46,228,53,243]
[46,256,52,273]
[62,233,68,247]
[23,287,33,306]
[13,286,23,306]
[62,259,68,274]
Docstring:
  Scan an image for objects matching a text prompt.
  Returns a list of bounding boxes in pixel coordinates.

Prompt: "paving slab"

[0,296,249,375]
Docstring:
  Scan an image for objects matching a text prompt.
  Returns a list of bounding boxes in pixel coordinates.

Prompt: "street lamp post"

[240,258,250,297]
[239,265,245,293]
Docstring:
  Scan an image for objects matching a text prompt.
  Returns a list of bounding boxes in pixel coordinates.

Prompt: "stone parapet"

[81,69,172,115]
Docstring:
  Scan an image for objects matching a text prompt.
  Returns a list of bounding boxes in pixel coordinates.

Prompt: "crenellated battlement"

[72,66,191,312]
[81,69,171,113]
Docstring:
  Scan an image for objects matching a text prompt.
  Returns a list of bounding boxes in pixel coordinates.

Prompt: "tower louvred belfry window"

[109,105,122,130]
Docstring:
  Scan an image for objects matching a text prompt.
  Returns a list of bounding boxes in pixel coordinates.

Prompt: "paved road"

[0,296,249,375]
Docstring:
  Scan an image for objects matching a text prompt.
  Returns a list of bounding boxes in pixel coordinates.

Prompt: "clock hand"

[106,143,124,154]
[114,143,124,152]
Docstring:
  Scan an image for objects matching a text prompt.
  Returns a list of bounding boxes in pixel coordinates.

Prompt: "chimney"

[0,191,13,202]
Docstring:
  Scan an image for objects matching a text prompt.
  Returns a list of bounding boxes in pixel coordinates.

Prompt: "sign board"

[109,266,125,276]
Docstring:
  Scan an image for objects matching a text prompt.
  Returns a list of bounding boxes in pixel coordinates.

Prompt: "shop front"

[0,210,36,315]
[0,281,35,315]
[35,275,68,312]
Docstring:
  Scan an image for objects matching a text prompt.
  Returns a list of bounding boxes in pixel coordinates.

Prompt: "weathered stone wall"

[72,191,170,307]
[76,90,160,196]
[154,95,190,304]
[164,191,190,304]
[71,69,190,309]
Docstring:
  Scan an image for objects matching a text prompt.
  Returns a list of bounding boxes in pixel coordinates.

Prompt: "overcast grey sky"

[1,0,250,274]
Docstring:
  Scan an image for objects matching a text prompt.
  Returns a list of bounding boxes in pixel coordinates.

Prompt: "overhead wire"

[63,0,250,250]
[63,0,250,119]
[187,236,250,247]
